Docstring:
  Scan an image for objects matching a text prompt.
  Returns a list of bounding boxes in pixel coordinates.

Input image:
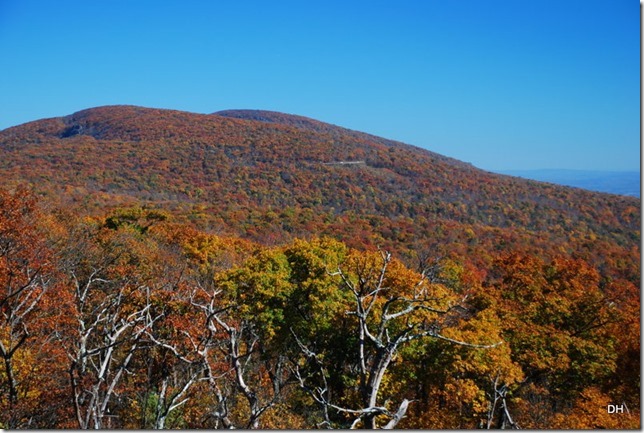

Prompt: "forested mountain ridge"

[0,106,638,261]
[0,105,639,428]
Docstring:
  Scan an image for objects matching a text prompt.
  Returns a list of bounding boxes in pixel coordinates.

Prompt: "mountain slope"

[0,105,639,276]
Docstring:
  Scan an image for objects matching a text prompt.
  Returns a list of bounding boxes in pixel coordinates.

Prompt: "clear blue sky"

[0,0,639,171]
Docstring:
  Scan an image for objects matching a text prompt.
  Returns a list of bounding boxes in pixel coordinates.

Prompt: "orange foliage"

[0,103,638,429]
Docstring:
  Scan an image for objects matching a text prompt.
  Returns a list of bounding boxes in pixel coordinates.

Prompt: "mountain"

[0,105,640,429]
[496,169,641,197]
[0,105,639,277]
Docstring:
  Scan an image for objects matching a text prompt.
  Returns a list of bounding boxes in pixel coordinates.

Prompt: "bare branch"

[382,398,412,429]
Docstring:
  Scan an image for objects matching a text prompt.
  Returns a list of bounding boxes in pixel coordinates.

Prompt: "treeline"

[0,187,639,429]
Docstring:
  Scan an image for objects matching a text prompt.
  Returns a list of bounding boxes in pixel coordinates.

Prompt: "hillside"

[0,105,639,273]
[0,105,640,429]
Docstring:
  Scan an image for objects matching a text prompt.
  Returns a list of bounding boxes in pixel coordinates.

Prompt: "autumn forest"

[0,106,640,429]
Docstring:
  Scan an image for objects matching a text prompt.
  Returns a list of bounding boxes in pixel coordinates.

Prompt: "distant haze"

[494,169,640,197]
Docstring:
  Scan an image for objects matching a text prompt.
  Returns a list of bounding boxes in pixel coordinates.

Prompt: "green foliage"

[222,247,294,342]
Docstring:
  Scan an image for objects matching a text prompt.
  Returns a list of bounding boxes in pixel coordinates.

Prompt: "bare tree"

[147,358,203,429]
[66,281,162,429]
[292,250,499,429]
[0,188,53,428]
[52,215,173,428]
[140,289,208,429]
[189,286,290,429]
[0,267,50,426]
[484,373,520,429]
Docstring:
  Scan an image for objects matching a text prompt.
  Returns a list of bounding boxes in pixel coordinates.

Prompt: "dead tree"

[66,282,162,429]
[189,286,290,429]
[0,187,53,428]
[484,374,520,429]
[292,250,500,429]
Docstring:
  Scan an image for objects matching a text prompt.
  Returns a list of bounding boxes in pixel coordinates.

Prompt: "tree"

[54,215,169,429]
[0,187,56,428]
[482,253,623,428]
[121,282,204,430]
[290,247,501,428]
[188,284,290,429]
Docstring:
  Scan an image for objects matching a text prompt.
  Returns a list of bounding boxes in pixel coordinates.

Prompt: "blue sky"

[0,0,639,171]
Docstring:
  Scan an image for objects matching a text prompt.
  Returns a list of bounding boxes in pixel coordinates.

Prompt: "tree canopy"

[0,188,638,429]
